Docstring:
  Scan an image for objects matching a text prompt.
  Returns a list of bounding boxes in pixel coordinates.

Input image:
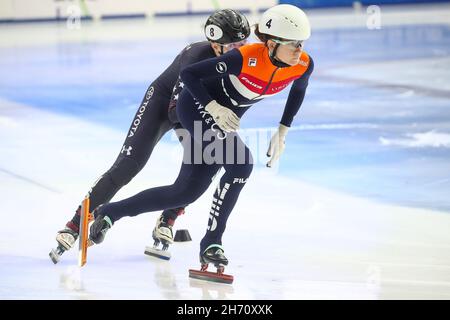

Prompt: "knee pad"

[107,157,141,188]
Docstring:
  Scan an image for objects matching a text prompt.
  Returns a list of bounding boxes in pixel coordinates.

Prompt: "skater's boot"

[145,214,175,260]
[49,208,81,264]
[152,214,174,248]
[145,208,184,260]
[153,207,185,244]
[56,226,79,251]
[189,244,233,284]
[200,244,229,269]
[50,226,79,264]
[89,206,113,245]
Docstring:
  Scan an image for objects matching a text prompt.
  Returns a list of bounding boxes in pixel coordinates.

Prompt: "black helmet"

[204,9,250,44]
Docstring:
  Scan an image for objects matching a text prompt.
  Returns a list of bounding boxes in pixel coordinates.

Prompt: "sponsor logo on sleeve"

[216,61,227,73]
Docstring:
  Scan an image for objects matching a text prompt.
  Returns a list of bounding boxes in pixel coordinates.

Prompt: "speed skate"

[144,239,171,260]
[145,214,175,260]
[49,197,94,264]
[189,244,233,284]
[189,264,234,284]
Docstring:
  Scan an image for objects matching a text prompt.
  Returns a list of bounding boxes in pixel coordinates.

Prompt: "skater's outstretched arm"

[280,56,314,127]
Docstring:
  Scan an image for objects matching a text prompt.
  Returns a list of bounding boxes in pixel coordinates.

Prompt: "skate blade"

[144,246,171,260]
[189,269,234,284]
[49,249,60,264]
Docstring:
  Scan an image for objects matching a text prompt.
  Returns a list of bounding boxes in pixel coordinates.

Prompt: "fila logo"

[298,60,308,67]
[121,145,133,156]
[233,178,248,184]
[248,58,257,67]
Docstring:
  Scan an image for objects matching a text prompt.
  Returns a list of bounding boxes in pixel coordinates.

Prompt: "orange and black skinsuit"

[180,42,314,126]
[98,43,314,254]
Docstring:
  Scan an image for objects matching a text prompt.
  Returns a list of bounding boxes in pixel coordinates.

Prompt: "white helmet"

[258,4,311,41]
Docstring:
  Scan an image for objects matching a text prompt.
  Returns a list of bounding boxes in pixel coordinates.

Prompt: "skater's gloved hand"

[205,100,240,132]
[266,124,289,168]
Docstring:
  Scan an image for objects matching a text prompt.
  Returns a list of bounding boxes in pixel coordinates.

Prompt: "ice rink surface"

[0,4,449,299]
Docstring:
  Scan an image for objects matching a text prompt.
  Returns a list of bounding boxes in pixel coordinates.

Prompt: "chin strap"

[269,43,291,68]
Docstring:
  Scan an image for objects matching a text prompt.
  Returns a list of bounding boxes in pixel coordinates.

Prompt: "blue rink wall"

[280,0,450,8]
[2,0,450,24]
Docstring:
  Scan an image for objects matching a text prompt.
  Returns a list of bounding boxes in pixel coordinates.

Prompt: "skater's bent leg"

[54,84,173,260]
[66,156,141,232]
[200,139,254,252]
[100,162,220,223]
[158,126,221,226]
[90,156,141,210]
[66,90,173,230]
